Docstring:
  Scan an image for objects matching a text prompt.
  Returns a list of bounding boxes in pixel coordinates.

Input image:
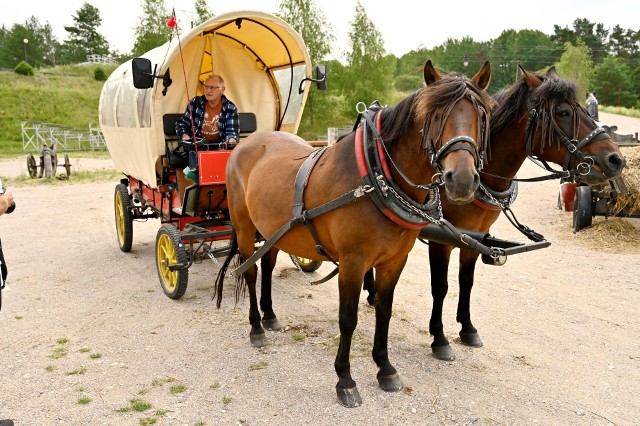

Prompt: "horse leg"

[236,226,267,348]
[260,247,281,331]
[334,265,366,407]
[428,242,456,361]
[457,251,483,347]
[362,269,375,305]
[372,260,405,393]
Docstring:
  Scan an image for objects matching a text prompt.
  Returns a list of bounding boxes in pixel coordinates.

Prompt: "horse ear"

[518,64,543,90]
[423,60,441,86]
[545,66,559,79]
[471,60,491,90]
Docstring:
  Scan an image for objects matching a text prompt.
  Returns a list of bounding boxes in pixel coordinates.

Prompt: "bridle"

[422,83,490,183]
[523,95,610,180]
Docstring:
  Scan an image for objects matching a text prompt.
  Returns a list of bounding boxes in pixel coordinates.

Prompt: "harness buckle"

[376,174,389,196]
[354,185,374,197]
[567,142,578,153]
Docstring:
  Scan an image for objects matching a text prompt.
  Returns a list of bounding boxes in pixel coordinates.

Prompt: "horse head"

[419,60,493,204]
[520,65,626,185]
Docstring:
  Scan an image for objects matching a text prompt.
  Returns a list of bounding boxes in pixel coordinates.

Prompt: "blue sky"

[2,0,638,60]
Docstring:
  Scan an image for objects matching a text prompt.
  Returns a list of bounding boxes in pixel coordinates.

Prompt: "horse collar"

[473,179,518,211]
[355,108,441,229]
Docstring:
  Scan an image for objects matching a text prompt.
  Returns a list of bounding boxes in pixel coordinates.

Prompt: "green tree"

[277,0,337,136]
[193,0,213,27]
[0,18,56,69]
[554,41,593,101]
[491,29,559,91]
[592,56,636,107]
[552,18,608,64]
[60,2,109,64]
[132,0,172,56]
[342,1,395,116]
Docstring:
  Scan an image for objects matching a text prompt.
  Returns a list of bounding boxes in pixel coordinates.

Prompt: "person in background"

[175,75,239,179]
[586,91,599,121]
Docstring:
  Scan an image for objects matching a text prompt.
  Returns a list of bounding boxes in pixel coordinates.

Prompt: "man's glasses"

[204,85,223,91]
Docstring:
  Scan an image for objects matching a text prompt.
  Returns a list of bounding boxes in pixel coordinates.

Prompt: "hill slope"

[0,65,117,156]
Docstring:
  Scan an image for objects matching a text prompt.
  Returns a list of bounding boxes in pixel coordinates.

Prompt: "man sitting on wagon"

[176,74,239,179]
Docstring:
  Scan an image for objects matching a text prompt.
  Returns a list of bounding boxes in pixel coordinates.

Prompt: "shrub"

[14,61,34,76]
[94,67,107,81]
[395,74,422,92]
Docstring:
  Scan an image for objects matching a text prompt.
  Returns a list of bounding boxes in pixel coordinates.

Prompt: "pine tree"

[61,2,109,64]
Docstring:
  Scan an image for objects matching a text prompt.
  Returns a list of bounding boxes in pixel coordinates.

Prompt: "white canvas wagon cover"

[99,11,312,187]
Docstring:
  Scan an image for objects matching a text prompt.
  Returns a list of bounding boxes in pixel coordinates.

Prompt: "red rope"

[171,11,199,156]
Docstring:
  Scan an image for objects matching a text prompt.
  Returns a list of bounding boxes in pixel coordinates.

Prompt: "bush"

[395,74,422,92]
[14,61,34,76]
[94,67,107,81]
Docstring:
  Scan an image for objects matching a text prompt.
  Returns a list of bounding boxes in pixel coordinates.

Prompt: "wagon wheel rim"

[115,194,127,244]
[64,153,71,177]
[157,233,179,292]
[26,154,37,178]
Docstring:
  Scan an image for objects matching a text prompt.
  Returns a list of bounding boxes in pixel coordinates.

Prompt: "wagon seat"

[161,112,257,169]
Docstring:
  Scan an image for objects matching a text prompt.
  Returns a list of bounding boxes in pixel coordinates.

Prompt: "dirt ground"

[0,143,639,425]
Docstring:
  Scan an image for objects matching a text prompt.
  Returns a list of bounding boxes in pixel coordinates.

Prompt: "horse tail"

[214,233,242,308]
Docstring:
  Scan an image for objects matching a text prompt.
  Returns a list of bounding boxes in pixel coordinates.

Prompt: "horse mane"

[380,73,494,153]
[491,71,582,150]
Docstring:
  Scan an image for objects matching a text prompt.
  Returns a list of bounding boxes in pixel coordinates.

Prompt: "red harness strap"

[355,115,430,230]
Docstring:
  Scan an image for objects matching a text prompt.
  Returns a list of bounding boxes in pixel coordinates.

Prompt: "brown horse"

[366,65,626,361]
[215,60,493,407]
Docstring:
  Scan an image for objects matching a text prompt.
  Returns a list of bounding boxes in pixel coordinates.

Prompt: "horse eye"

[556,109,571,118]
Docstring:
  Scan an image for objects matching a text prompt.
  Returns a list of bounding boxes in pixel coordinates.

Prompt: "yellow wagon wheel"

[290,255,322,273]
[156,225,189,299]
[114,183,133,252]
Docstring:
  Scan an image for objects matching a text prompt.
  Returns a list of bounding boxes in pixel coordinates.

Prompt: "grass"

[116,398,153,413]
[0,66,117,155]
[168,384,186,394]
[77,396,92,405]
[1,168,121,187]
[49,347,68,359]
[248,360,268,371]
[601,105,640,118]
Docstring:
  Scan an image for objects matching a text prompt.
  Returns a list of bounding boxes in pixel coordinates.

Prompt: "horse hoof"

[377,373,403,392]
[250,332,268,348]
[460,332,483,347]
[366,295,375,306]
[262,318,282,331]
[336,386,362,408]
[432,344,455,361]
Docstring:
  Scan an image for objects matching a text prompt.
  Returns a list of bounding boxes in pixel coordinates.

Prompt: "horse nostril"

[444,171,454,187]
[607,153,626,171]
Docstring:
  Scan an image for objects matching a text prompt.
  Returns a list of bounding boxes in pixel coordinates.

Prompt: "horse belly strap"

[292,148,327,218]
